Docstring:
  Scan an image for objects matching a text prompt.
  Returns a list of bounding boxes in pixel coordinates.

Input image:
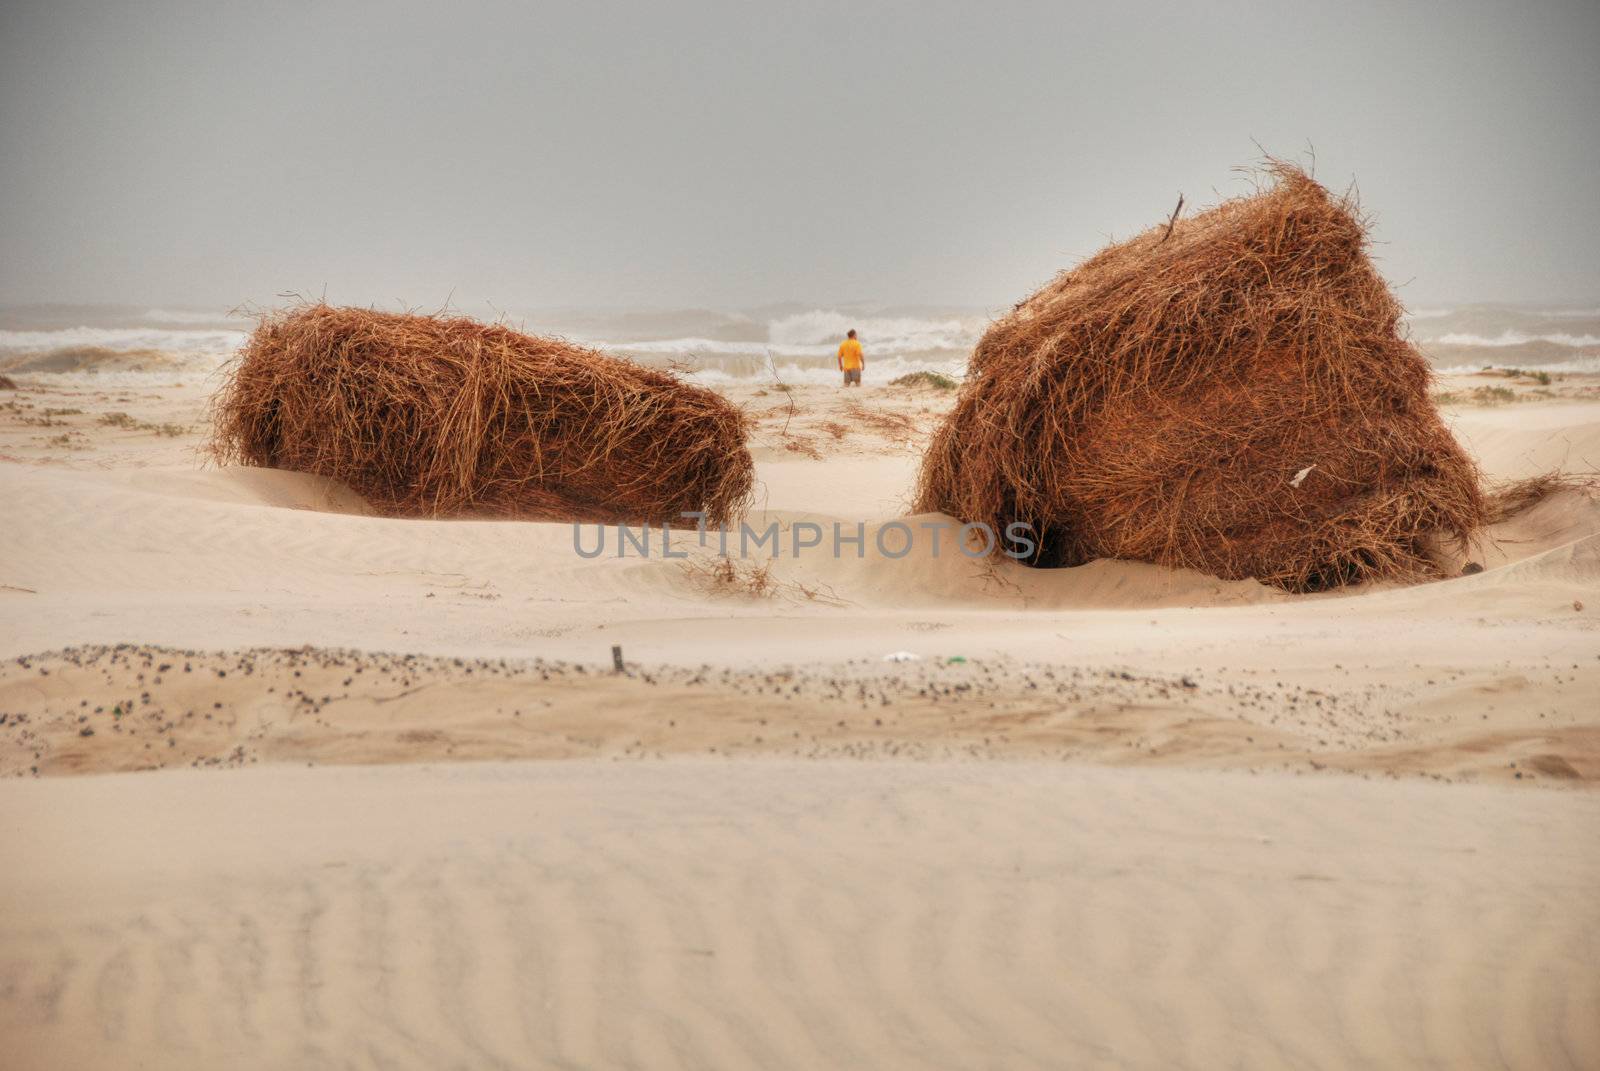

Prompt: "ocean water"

[2,302,1597,385]
[1408,305,1600,374]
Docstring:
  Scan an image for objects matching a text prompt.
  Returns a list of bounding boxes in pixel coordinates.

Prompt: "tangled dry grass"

[1484,473,1597,524]
[211,304,753,526]
[842,400,921,445]
[917,164,1485,592]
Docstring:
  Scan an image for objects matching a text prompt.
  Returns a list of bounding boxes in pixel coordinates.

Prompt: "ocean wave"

[142,308,248,325]
[1434,330,1600,348]
[1435,354,1600,375]
[599,337,802,358]
[766,309,982,352]
[0,326,248,355]
[591,309,985,364]
[681,354,968,387]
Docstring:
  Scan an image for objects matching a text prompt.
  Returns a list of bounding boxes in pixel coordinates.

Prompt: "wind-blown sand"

[2,369,1598,1068]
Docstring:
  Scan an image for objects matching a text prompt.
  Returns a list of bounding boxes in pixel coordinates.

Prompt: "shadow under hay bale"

[916,164,1485,593]
[211,304,754,526]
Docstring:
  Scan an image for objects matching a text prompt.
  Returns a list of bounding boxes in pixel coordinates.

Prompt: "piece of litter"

[947,655,968,664]
[1289,463,1316,488]
[882,651,921,663]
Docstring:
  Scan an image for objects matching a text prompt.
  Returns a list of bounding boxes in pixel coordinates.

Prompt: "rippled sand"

[3,760,1598,1070]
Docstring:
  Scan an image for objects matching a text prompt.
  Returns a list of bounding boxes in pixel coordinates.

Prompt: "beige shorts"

[843,368,861,385]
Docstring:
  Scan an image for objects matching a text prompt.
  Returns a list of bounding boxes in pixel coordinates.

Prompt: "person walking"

[838,329,864,387]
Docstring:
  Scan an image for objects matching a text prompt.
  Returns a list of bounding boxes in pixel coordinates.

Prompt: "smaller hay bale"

[210,304,754,526]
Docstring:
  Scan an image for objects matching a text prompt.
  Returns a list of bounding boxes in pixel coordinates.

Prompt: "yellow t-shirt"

[838,338,864,370]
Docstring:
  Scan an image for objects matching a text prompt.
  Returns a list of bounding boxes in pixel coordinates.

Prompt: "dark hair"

[847,329,857,339]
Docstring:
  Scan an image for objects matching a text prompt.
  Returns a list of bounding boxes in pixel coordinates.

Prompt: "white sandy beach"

[2,370,1598,1068]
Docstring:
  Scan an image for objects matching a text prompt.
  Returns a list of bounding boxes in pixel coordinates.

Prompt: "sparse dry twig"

[678,555,848,606]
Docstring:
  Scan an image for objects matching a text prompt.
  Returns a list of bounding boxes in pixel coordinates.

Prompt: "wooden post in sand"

[611,645,624,673]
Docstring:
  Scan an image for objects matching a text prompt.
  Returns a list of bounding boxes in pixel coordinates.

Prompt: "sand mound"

[917,165,1484,592]
[210,304,754,525]
[888,371,959,390]
[0,346,179,374]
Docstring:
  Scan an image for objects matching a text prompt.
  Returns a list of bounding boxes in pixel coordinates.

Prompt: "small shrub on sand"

[210,304,754,525]
[917,164,1484,592]
[0,375,16,390]
[1434,386,1518,407]
[98,411,189,436]
[1496,368,1553,386]
[890,370,959,391]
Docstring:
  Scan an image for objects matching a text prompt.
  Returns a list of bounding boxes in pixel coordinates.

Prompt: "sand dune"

[3,760,1597,1071]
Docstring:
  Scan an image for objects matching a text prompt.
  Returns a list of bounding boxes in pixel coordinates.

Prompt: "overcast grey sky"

[2,0,1596,312]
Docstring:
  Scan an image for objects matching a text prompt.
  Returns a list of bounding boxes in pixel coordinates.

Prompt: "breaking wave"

[1435,354,1600,375]
[0,326,247,356]
[142,308,249,325]
[1434,330,1600,348]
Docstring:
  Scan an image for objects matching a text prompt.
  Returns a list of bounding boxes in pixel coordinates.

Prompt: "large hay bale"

[916,165,1484,592]
[211,304,753,525]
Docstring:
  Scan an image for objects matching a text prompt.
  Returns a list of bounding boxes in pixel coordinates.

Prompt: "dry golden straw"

[917,164,1486,592]
[211,304,753,526]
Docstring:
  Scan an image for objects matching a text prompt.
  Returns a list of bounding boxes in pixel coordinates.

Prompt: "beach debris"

[946,655,968,664]
[611,645,625,673]
[1289,464,1316,489]
[1461,561,1484,575]
[915,162,1484,592]
[211,304,753,525]
[882,651,921,663]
